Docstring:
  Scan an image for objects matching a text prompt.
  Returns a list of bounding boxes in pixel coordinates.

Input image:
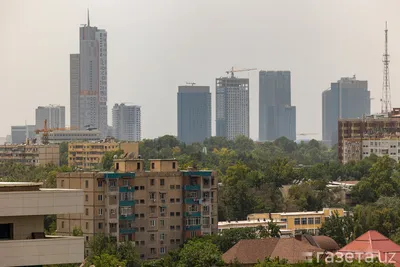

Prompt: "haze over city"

[2,0,400,140]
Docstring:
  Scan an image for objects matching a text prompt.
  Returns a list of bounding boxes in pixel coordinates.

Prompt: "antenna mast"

[381,21,391,114]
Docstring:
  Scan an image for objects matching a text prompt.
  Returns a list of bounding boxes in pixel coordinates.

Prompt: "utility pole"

[381,21,391,114]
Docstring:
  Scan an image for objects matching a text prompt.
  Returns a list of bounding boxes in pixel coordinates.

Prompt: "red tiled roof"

[339,230,400,267]
[222,238,324,265]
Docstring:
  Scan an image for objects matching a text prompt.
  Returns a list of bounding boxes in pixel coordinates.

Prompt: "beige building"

[57,157,218,260]
[68,140,139,169]
[219,208,345,236]
[0,144,59,166]
[0,182,84,267]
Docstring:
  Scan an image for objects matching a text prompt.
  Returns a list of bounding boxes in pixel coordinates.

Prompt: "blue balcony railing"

[184,211,201,217]
[119,228,136,234]
[185,225,201,231]
[119,200,135,206]
[183,185,200,191]
[119,214,135,220]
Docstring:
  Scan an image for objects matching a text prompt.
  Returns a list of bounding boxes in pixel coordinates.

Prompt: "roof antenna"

[87,8,90,27]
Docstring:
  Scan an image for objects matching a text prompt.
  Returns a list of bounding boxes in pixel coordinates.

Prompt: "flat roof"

[0,182,43,187]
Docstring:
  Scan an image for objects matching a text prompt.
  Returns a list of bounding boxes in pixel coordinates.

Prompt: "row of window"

[293,217,321,225]
[135,239,181,247]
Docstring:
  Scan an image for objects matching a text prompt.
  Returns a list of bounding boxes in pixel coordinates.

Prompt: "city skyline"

[2,1,400,140]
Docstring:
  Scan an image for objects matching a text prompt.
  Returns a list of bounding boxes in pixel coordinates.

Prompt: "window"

[172,162,176,169]
[150,207,156,213]
[61,221,64,228]
[281,218,287,222]
[85,180,89,188]
[176,185,181,190]
[150,179,155,186]
[190,231,196,238]
[151,248,156,254]
[98,181,102,187]
[176,225,181,230]
[160,219,165,226]
[294,218,300,225]
[150,192,156,200]
[160,233,165,240]
[98,223,103,229]
[140,199,145,204]
[99,208,103,215]
[315,217,321,224]
[140,213,145,218]
[86,236,89,242]
[170,239,175,244]
[151,163,155,169]
[135,241,140,246]
[150,234,155,241]
[170,226,175,230]
[150,220,156,227]
[308,218,314,225]
[140,227,145,232]
[140,186,145,190]
[61,180,64,187]
[170,212,174,216]
[98,194,103,201]
[301,218,307,225]
[160,179,165,186]
[134,186,139,190]
[85,195,88,202]
[140,241,145,246]
[160,247,166,254]
[176,198,181,203]
[170,198,175,203]
[170,185,175,190]
[137,162,141,170]
[176,239,181,243]
[115,162,119,170]
[86,222,89,229]
[176,212,181,217]
[85,208,89,216]
[123,180,129,186]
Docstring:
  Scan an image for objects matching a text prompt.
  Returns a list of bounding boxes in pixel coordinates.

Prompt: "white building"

[0,182,84,266]
[35,105,66,130]
[112,103,141,141]
[46,130,101,144]
[216,77,249,139]
[70,12,108,137]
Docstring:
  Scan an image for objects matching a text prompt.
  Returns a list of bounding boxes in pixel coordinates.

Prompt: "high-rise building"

[57,158,218,259]
[70,12,108,137]
[177,85,211,144]
[112,104,141,142]
[0,182,84,266]
[11,125,35,144]
[35,105,66,130]
[259,71,296,141]
[0,144,60,166]
[216,77,249,139]
[322,76,370,146]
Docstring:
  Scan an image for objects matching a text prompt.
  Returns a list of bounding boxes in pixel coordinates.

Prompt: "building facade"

[177,86,211,144]
[259,71,296,141]
[216,77,249,139]
[322,76,370,146]
[70,15,108,137]
[0,182,84,266]
[0,144,60,166]
[35,105,66,130]
[11,125,35,144]
[68,141,139,169]
[57,159,218,260]
[112,104,141,142]
[46,130,101,144]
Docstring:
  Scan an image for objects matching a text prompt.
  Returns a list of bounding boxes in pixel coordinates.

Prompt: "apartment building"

[338,109,400,162]
[221,208,345,236]
[0,144,59,166]
[68,140,139,169]
[57,157,218,260]
[0,182,83,266]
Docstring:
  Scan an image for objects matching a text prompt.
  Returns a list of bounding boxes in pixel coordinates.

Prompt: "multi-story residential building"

[0,144,59,166]
[70,13,108,137]
[0,182,84,266]
[216,76,249,140]
[11,125,35,144]
[68,140,138,169]
[322,76,370,146]
[220,208,344,236]
[35,105,66,130]
[57,157,218,259]
[46,130,101,144]
[338,108,400,162]
[259,71,296,141]
[177,85,211,144]
[112,104,141,142]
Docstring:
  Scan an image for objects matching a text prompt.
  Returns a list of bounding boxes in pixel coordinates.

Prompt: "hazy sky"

[2,0,400,140]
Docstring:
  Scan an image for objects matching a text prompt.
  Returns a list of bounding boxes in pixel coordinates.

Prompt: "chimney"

[295,234,302,241]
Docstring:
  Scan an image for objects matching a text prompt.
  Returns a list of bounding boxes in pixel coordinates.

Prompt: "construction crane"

[226,67,257,78]
[186,82,196,86]
[35,120,79,144]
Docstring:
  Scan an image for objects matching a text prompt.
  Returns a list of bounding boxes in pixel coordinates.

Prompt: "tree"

[72,226,83,236]
[319,211,355,247]
[101,150,124,170]
[90,253,126,267]
[177,239,223,267]
[117,241,140,267]
[59,142,69,166]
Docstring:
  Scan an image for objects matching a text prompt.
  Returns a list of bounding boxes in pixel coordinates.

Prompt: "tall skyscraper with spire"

[70,10,108,137]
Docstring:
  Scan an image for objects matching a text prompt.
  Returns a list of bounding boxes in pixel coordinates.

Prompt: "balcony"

[104,172,135,179]
[0,188,83,217]
[119,214,135,220]
[119,200,135,206]
[119,228,136,234]
[0,236,83,267]
[185,225,201,231]
[183,185,200,191]
[184,211,201,217]
[119,187,135,193]
[182,171,213,177]
[184,198,200,205]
